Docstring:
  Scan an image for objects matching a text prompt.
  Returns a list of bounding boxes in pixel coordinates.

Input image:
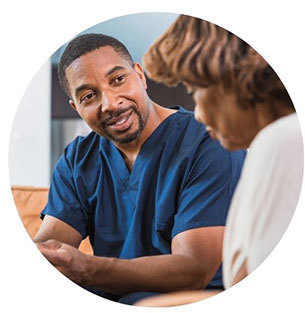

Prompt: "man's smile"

[104,108,134,132]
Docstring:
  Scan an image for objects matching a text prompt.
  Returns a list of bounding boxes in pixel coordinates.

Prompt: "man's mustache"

[101,105,136,126]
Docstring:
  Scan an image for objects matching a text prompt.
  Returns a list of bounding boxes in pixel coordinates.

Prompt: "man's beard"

[101,105,146,144]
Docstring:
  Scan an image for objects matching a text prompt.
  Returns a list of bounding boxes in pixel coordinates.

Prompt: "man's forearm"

[37,226,224,297]
[84,253,210,295]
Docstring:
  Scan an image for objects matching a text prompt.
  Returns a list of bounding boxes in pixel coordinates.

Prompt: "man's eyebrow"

[73,66,126,97]
[105,66,126,77]
[74,84,92,98]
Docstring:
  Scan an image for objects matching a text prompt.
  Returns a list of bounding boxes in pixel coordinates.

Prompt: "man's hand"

[36,239,91,286]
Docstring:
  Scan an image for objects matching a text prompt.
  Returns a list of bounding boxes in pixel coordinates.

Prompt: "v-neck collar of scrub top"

[99,106,183,193]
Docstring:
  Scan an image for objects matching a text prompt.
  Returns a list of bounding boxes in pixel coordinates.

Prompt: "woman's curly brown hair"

[143,15,292,109]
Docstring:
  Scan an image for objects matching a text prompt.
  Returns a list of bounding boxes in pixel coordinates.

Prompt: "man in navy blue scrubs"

[35,34,246,305]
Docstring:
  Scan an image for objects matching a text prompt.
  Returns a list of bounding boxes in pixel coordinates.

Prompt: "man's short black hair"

[58,33,134,97]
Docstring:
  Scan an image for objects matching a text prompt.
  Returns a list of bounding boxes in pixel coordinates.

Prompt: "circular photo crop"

[9,12,303,307]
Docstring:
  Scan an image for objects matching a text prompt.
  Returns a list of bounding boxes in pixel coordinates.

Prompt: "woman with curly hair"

[136,15,303,306]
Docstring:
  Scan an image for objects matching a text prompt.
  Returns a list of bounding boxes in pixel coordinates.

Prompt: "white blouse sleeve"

[223,114,303,289]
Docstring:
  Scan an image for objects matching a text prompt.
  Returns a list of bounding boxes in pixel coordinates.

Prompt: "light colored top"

[223,113,303,289]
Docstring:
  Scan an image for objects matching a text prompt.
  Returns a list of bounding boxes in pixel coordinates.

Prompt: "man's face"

[66,46,150,144]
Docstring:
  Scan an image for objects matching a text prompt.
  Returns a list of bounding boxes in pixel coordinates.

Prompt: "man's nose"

[101,90,122,113]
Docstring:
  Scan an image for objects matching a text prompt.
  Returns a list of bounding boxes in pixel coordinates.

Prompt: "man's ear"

[69,99,77,111]
[133,63,147,89]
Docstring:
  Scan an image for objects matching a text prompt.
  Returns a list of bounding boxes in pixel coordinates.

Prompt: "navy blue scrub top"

[42,107,246,288]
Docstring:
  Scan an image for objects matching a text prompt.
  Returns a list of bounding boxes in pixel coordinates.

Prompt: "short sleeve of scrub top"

[41,138,90,239]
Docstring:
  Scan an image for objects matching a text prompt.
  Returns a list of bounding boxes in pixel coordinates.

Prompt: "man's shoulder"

[172,106,197,120]
[169,106,208,137]
[160,107,230,166]
[64,131,102,162]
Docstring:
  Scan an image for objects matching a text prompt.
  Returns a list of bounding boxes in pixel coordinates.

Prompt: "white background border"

[1,0,304,312]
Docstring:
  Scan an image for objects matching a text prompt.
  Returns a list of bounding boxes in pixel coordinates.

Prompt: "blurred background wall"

[9,12,195,187]
[9,60,51,186]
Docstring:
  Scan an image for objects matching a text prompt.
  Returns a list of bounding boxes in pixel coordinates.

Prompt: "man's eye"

[80,92,95,103]
[113,74,126,84]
